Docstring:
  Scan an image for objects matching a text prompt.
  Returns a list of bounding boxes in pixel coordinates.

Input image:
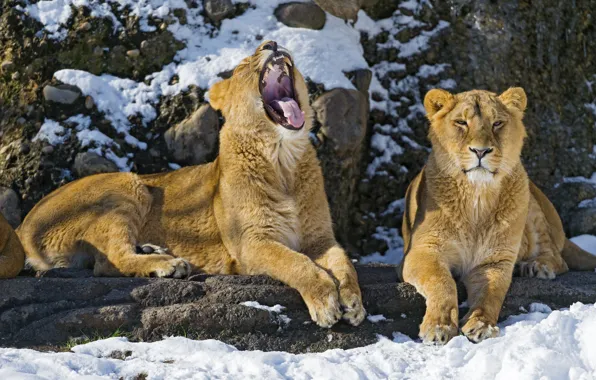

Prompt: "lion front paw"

[419,305,458,345]
[462,315,499,343]
[339,284,366,326]
[301,272,342,328]
[152,258,191,279]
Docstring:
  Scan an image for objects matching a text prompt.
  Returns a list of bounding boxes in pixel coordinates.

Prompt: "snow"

[366,314,388,323]
[359,227,404,265]
[240,301,291,325]
[2,302,596,379]
[570,235,596,255]
[32,119,71,145]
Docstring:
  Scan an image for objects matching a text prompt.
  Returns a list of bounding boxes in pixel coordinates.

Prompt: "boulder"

[274,2,326,30]
[312,0,361,21]
[164,104,219,165]
[203,0,235,22]
[313,89,368,249]
[73,152,119,178]
[43,84,82,105]
[1,266,594,352]
[0,187,21,228]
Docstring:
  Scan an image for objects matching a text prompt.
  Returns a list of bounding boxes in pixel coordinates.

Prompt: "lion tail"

[561,239,596,271]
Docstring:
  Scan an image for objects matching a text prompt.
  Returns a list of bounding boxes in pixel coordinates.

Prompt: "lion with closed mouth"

[16,41,366,328]
[400,87,596,344]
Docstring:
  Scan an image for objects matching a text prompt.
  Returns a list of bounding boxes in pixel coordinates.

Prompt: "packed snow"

[1,302,595,379]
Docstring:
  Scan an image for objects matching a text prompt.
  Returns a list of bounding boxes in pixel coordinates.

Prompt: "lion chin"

[464,167,495,184]
[399,87,596,346]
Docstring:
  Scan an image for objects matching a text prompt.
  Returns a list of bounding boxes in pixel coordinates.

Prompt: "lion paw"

[462,316,499,343]
[339,285,366,326]
[517,259,556,280]
[419,307,458,345]
[152,258,191,279]
[301,273,342,328]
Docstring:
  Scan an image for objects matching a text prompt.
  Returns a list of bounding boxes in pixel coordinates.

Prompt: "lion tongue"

[270,97,304,129]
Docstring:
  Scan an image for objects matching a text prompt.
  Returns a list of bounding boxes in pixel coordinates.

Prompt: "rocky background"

[1,0,596,262]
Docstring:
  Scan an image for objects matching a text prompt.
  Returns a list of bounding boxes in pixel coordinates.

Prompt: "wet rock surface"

[1,266,594,352]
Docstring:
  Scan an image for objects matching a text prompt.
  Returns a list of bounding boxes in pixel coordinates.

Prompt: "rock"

[43,84,82,105]
[77,21,92,32]
[92,46,104,57]
[313,0,361,20]
[0,266,594,351]
[0,187,21,228]
[164,104,219,165]
[274,2,326,30]
[550,182,596,236]
[41,145,54,155]
[73,152,119,178]
[346,69,372,94]
[203,0,235,22]
[313,89,368,249]
[1,60,14,73]
[84,96,95,110]
[126,49,140,58]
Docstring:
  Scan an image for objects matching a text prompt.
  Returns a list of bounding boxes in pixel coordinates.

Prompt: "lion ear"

[207,79,231,114]
[499,87,527,112]
[424,89,454,119]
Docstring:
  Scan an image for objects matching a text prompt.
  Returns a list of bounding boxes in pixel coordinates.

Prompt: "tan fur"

[16,41,365,328]
[400,87,596,344]
[0,213,25,278]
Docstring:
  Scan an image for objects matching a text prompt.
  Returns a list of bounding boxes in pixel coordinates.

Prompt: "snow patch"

[32,118,71,145]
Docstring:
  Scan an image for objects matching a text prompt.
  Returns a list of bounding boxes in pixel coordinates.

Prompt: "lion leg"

[312,245,365,326]
[239,240,342,328]
[84,198,190,278]
[461,255,515,343]
[402,247,459,344]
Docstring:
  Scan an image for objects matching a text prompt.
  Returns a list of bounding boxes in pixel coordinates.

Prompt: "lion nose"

[262,41,278,52]
[469,147,493,159]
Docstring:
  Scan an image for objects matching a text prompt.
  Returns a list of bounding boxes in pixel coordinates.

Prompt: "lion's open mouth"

[259,52,304,130]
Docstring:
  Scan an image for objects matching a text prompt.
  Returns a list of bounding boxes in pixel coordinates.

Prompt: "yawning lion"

[16,41,366,328]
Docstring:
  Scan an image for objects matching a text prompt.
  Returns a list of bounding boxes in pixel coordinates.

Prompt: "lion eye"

[454,120,467,126]
[493,120,504,128]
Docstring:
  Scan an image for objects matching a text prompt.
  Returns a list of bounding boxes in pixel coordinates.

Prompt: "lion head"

[423,87,528,184]
[208,41,312,139]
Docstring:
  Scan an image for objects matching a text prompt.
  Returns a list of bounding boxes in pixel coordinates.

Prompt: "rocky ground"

[1,265,595,353]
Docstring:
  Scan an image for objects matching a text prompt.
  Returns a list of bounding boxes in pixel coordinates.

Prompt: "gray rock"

[43,84,82,105]
[126,49,140,58]
[73,152,119,178]
[0,266,594,352]
[164,104,219,165]
[313,0,361,20]
[204,0,235,22]
[274,2,326,30]
[347,69,372,94]
[0,187,21,228]
[313,89,368,249]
